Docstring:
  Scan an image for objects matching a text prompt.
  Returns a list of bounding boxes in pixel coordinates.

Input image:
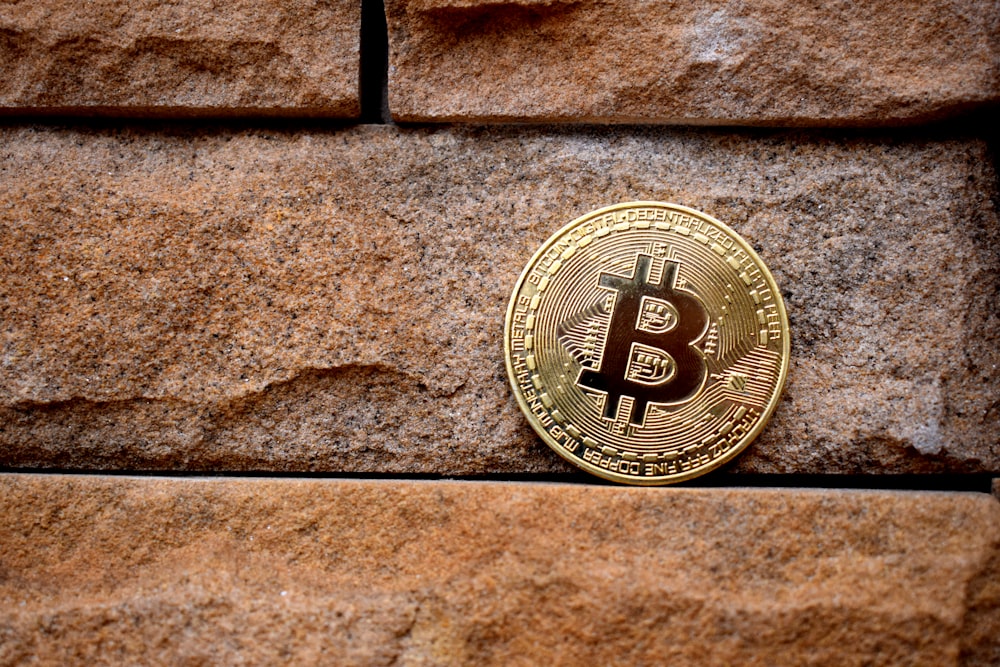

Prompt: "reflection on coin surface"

[504,202,789,485]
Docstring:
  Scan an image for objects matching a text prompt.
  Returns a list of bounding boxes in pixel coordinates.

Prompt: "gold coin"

[504,202,789,485]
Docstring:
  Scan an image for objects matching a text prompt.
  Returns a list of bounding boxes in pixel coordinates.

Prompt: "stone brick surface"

[0,125,997,475]
[0,475,997,665]
[0,0,360,117]
[385,0,1000,124]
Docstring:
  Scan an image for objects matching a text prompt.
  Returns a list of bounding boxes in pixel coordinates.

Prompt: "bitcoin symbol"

[577,253,709,426]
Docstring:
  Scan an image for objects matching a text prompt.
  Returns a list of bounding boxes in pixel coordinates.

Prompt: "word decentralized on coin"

[504,202,789,485]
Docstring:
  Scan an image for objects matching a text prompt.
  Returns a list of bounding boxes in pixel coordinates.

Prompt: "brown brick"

[0,125,997,475]
[0,474,997,664]
[0,0,360,117]
[386,0,1000,124]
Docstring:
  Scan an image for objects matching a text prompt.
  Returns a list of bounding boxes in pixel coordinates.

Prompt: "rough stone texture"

[0,125,998,474]
[385,0,1000,124]
[0,0,360,117]
[0,474,997,665]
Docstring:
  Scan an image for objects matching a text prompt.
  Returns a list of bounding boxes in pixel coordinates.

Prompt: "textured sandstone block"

[385,0,1000,124]
[0,475,998,665]
[0,125,997,474]
[0,0,360,117]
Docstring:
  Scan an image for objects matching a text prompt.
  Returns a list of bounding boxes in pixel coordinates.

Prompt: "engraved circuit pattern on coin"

[504,202,790,485]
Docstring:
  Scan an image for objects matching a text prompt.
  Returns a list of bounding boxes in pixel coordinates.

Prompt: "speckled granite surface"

[385,0,1000,124]
[0,474,997,665]
[0,125,996,474]
[0,0,360,117]
[0,1,998,663]
[0,0,1000,667]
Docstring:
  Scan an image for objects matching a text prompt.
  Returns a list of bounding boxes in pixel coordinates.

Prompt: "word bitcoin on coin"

[504,202,789,485]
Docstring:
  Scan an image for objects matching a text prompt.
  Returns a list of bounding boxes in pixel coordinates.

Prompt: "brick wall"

[1,0,998,663]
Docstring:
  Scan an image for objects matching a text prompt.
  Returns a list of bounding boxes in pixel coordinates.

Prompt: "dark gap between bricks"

[0,468,993,494]
[360,0,390,123]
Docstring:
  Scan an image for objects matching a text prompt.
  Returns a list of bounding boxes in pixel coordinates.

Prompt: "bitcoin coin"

[504,202,789,485]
